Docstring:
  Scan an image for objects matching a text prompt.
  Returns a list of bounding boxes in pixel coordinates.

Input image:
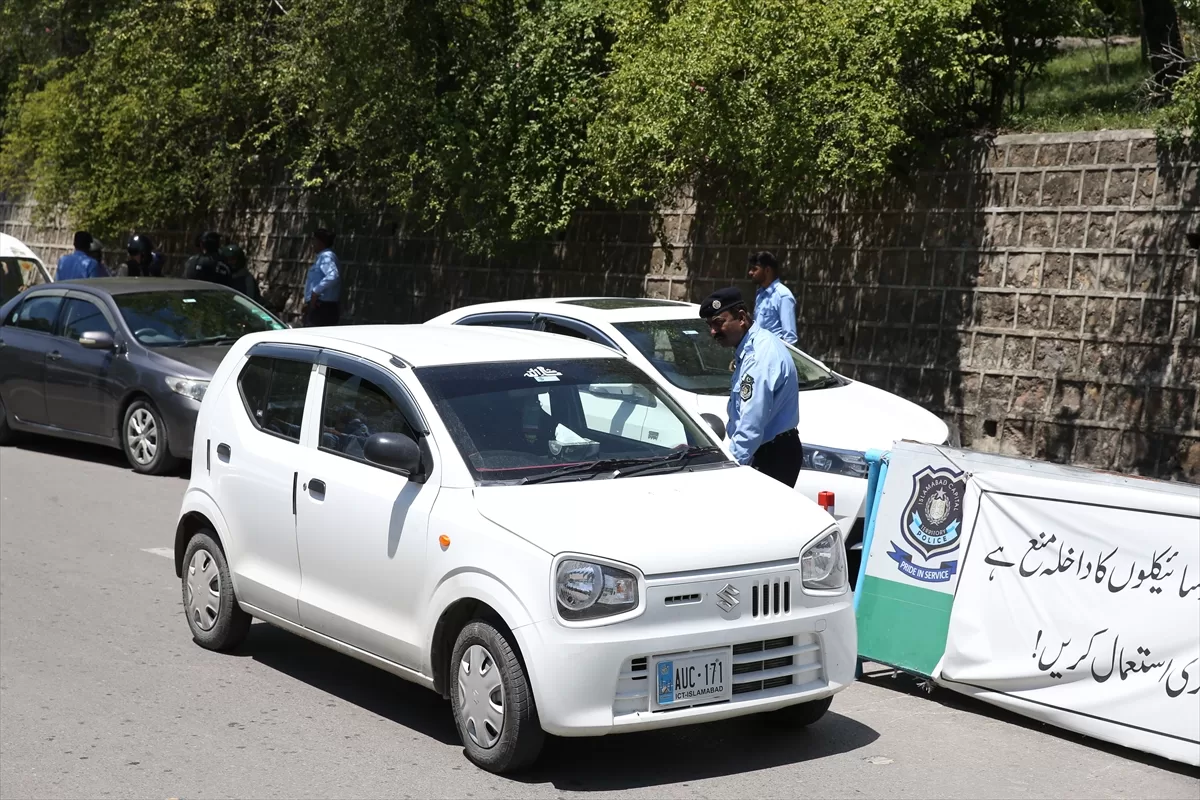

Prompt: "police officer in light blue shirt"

[303,227,341,327]
[701,287,802,486]
[56,231,109,280]
[748,250,797,345]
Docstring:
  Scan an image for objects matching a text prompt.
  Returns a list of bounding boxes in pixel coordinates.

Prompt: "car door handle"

[216,443,231,461]
[308,478,326,498]
[47,350,62,361]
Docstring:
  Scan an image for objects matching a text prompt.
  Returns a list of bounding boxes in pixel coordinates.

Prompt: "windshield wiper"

[612,445,725,478]
[801,375,842,390]
[520,456,663,485]
[178,335,240,347]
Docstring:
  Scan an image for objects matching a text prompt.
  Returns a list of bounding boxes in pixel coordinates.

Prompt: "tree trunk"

[1141,0,1186,92]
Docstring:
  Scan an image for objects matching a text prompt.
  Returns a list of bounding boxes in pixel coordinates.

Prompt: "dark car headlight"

[802,445,868,479]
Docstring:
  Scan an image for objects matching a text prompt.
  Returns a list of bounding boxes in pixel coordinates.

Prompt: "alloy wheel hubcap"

[126,408,158,465]
[457,644,505,749]
[186,549,221,631]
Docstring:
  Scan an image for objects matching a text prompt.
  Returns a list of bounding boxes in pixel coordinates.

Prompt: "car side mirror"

[700,413,726,441]
[79,330,115,350]
[363,431,423,477]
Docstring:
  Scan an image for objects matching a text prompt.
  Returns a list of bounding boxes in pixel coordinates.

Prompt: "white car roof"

[243,323,621,367]
[432,297,704,326]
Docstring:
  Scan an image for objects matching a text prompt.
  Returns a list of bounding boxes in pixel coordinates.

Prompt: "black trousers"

[751,429,802,487]
[305,301,340,327]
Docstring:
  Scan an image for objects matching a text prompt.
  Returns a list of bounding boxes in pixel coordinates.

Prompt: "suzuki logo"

[715,583,740,612]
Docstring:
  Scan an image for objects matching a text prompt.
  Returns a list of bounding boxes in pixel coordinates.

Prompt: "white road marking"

[141,547,173,559]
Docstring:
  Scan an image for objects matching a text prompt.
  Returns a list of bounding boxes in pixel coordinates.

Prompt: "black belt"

[764,429,799,446]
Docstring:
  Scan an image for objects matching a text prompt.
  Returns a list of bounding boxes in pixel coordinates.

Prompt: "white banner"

[940,471,1200,766]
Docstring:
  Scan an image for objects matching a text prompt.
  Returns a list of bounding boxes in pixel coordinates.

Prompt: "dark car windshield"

[416,358,728,484]
[612,318,834,395]
[114,290,285,346]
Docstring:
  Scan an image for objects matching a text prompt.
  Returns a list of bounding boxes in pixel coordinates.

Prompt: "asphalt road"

[1,438,1197,800]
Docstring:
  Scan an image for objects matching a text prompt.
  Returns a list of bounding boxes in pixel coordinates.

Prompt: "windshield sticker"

[182,297,197,304]
[682,330,699,336]
[524,366,562,383]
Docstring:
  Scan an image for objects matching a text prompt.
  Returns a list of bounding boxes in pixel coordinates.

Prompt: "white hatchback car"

[428,298,950,572]
[174,325,856,773]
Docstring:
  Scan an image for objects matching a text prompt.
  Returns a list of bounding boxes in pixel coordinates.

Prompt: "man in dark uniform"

[183,231,232,286]
[120,233,163,277]
[700,287,801,487]
[219,243,262,302]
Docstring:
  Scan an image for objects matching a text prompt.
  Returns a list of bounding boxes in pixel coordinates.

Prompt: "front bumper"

[156,391,201,459]
[515,564,856,736]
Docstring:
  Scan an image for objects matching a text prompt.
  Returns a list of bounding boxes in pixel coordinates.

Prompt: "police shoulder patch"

[739,374,754,401]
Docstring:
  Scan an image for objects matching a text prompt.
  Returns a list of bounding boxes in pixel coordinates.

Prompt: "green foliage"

[1009,43,1163,132]
[1159,61,1200,144]
[0,0,1187,252]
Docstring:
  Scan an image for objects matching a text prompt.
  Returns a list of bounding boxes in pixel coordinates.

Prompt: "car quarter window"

[237,355,313,443]
[11,294,65,333]
[319,367,418,462]
[59,298,114,341]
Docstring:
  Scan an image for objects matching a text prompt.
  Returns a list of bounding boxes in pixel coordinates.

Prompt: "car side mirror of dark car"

[364,432,423,477]
[700,413,726,441]
[79,330,115,350]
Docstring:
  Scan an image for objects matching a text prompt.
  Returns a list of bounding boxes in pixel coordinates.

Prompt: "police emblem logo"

[712,299,722,310]
[739,375,753,401]
[901,466,966,561]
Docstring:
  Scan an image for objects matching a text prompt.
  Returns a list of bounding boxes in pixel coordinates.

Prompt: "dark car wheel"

[121,399,180,475]
[182,531,251,651]
[0,395,15,445]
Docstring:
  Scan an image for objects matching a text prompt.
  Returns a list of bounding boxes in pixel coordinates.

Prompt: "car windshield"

[114,290,285,347]
[612,318,835,395]
[416,358,729,485]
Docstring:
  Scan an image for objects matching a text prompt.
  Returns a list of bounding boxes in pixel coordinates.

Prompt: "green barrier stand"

[854,448,889,679]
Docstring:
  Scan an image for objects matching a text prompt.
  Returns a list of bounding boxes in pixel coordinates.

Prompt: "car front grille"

[612,634,823,718]
[751,577,792,618]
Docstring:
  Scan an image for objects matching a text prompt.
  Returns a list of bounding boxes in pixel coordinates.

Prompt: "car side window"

[539,320,589,340]
[237,355,312,443]
[59,298,114,341]
[12,295,63,333]
[461,317,532,330]
[320,367,417,462]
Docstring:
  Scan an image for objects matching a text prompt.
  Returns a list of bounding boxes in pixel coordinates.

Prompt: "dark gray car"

[0,278,287,474]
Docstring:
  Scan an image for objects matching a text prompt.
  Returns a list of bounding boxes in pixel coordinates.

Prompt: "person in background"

[87,237,108,275]
[748,250,797,345]
[183,231,232,286]
[120,233,163,277]
[219,243,262,303]
[700,287,801,487]
[56,231,109,280]
[303,227,341,327]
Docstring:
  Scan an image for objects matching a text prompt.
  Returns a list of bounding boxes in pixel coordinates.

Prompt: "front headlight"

[555,559,639,621]
[165,376,209,402]
[802,445,868,479]
[801,527,847,592]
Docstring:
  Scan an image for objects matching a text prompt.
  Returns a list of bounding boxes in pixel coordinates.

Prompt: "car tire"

[761,696,833,728]
[0,395,15,445]
[121,398,180,475]
[181,532,251,652]
[449,620,544,774]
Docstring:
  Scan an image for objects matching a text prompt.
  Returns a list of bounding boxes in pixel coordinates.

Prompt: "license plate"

[652,647,733,710]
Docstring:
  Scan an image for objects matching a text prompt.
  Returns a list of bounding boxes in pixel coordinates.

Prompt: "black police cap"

[699,287,746,319]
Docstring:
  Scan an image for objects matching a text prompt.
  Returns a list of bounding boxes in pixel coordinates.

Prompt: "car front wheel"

[182,531,251,651]
[122,399,180,475]
[449,620,544,774]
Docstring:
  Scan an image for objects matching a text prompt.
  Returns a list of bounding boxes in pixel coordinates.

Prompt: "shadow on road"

[518,706,878,791]
[1,437,189,478]
[859,666,1200,780]
[234,622,460,746]
[238,622,879,788]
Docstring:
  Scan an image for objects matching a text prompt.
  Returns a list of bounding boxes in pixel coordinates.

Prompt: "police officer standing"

[700,287,801,486]
[183,231,232,286]
[748,251,797,345]
[219,242,262,302]
[302,228,341,327]
[56,232,109,280]
[120,233,163,277]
